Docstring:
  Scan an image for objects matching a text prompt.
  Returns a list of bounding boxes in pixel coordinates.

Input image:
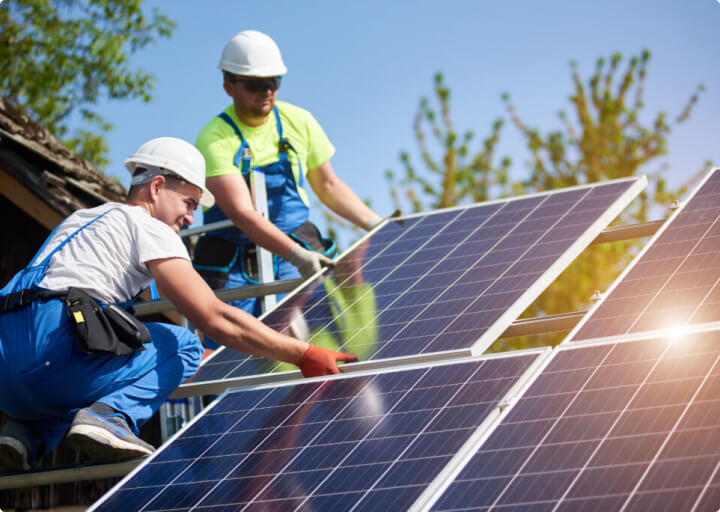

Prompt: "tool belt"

[65,288,151,356]
[0,287,151,356]
[1,288,67,314]
[193,220,337,288]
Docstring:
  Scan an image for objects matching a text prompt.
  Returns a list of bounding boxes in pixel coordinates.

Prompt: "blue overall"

[197,107,309,319]
[0,209,204,456]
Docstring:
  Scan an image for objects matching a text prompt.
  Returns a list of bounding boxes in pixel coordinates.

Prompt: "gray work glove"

[364,214,383,231]
[285,245,336,279]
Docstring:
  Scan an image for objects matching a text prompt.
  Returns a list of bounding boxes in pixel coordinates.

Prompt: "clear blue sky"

[94,0,719,248]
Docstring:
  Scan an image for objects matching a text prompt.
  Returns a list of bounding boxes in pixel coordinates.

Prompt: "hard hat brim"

[218,62,287,77]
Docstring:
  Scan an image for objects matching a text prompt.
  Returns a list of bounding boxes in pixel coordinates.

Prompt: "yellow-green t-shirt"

[195,101,335,207]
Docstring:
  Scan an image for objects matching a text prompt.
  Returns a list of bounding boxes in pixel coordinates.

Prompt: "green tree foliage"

[503,49,705,222]
[0,0,174,169]
[386,72,512,213]
[386,51,711,352]
[324,72,511,250]
[501,50,709,351]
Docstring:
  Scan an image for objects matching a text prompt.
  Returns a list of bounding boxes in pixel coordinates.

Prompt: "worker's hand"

[364,209,402,231]
[297,343,358,378]
[285,245,335,279]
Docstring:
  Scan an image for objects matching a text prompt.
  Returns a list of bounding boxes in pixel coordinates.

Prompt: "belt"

[0,289,67,316]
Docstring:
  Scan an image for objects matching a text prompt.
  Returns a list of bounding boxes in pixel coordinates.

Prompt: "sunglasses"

[228,76,282,93]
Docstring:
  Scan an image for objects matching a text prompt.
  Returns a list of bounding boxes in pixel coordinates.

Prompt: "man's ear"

[148,175,166,201]
[223,80,234,97]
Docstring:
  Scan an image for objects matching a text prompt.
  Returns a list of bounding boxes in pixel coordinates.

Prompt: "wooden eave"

[0,98,126,227]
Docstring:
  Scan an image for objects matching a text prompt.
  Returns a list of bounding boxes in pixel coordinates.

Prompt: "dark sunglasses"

[228,76,282,93]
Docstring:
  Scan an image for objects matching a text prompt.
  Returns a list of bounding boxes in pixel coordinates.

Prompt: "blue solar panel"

[429,328,720,511]
[181,177,646,396]
[90,351,545,511]
[572,168,720,341]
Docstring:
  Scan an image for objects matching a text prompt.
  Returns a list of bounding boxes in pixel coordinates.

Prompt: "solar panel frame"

[406,344,561,512]
[420,323,720,511]
[88,348,552,512]
[176,177,647,398]
[566,167,720,343]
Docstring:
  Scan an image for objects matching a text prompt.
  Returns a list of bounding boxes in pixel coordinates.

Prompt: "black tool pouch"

[290,221,338,258]
[65,288,149,356]
[193,235,241,290]
[242,245,261,283]
[243,221,338,282]
[104,303,151,347]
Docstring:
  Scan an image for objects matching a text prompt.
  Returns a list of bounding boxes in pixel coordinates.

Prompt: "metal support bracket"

[0,460,142,490]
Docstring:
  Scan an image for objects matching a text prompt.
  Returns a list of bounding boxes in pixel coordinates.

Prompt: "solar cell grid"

[430,329,720,511]
[90,352,543,512]
[182,178,645,395]
[572,168,720,341]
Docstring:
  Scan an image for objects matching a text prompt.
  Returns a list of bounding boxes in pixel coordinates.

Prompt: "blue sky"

[93,0,719,247]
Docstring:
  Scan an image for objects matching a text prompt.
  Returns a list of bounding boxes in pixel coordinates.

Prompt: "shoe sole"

[0,437,30,473]
[66,425,154,463]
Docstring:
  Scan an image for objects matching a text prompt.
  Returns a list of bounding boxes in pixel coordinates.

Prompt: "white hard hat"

[218,30,287,77]
[124,137,215,208]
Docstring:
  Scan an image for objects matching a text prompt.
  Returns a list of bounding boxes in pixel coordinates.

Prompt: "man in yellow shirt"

[194,30,382,322]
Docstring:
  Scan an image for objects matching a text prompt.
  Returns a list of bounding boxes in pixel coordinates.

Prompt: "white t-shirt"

[36,203,190,304]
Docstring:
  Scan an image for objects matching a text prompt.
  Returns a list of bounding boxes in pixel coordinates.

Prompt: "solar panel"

[179,177,646,396]
[89,350,548,512]
[570,168,720,342]
[428,327,720,511]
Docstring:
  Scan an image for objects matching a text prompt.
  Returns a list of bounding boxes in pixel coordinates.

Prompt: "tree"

[386,51,710,351]
[503,49,705,222]
[0,0,174,169]
[323,72,511,250]
[386,72,512,213]
[499,50,709,350]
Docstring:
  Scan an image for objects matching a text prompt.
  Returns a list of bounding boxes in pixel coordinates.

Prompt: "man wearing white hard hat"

[0,137,355,472]
[194,30,383,320]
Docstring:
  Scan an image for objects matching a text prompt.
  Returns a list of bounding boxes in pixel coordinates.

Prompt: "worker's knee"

[144,323,204,377]
[178,331,204,376]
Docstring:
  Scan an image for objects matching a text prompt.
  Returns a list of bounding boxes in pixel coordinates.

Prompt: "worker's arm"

[307,161,381,230]
[147,257,356,375]
[206,174,333,278]
[206,174,295,257]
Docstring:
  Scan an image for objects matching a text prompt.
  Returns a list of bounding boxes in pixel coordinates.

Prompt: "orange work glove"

[297,344,358,378]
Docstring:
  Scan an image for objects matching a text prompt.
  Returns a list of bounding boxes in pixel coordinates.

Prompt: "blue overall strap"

[118,284,148,311]
[42,208,144,310]
[26,214,78,267]
[272,106,305,188]
[34,208,117,268]
[217,112,252,174]
[0,207,119,306]
[273,106,288,163]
